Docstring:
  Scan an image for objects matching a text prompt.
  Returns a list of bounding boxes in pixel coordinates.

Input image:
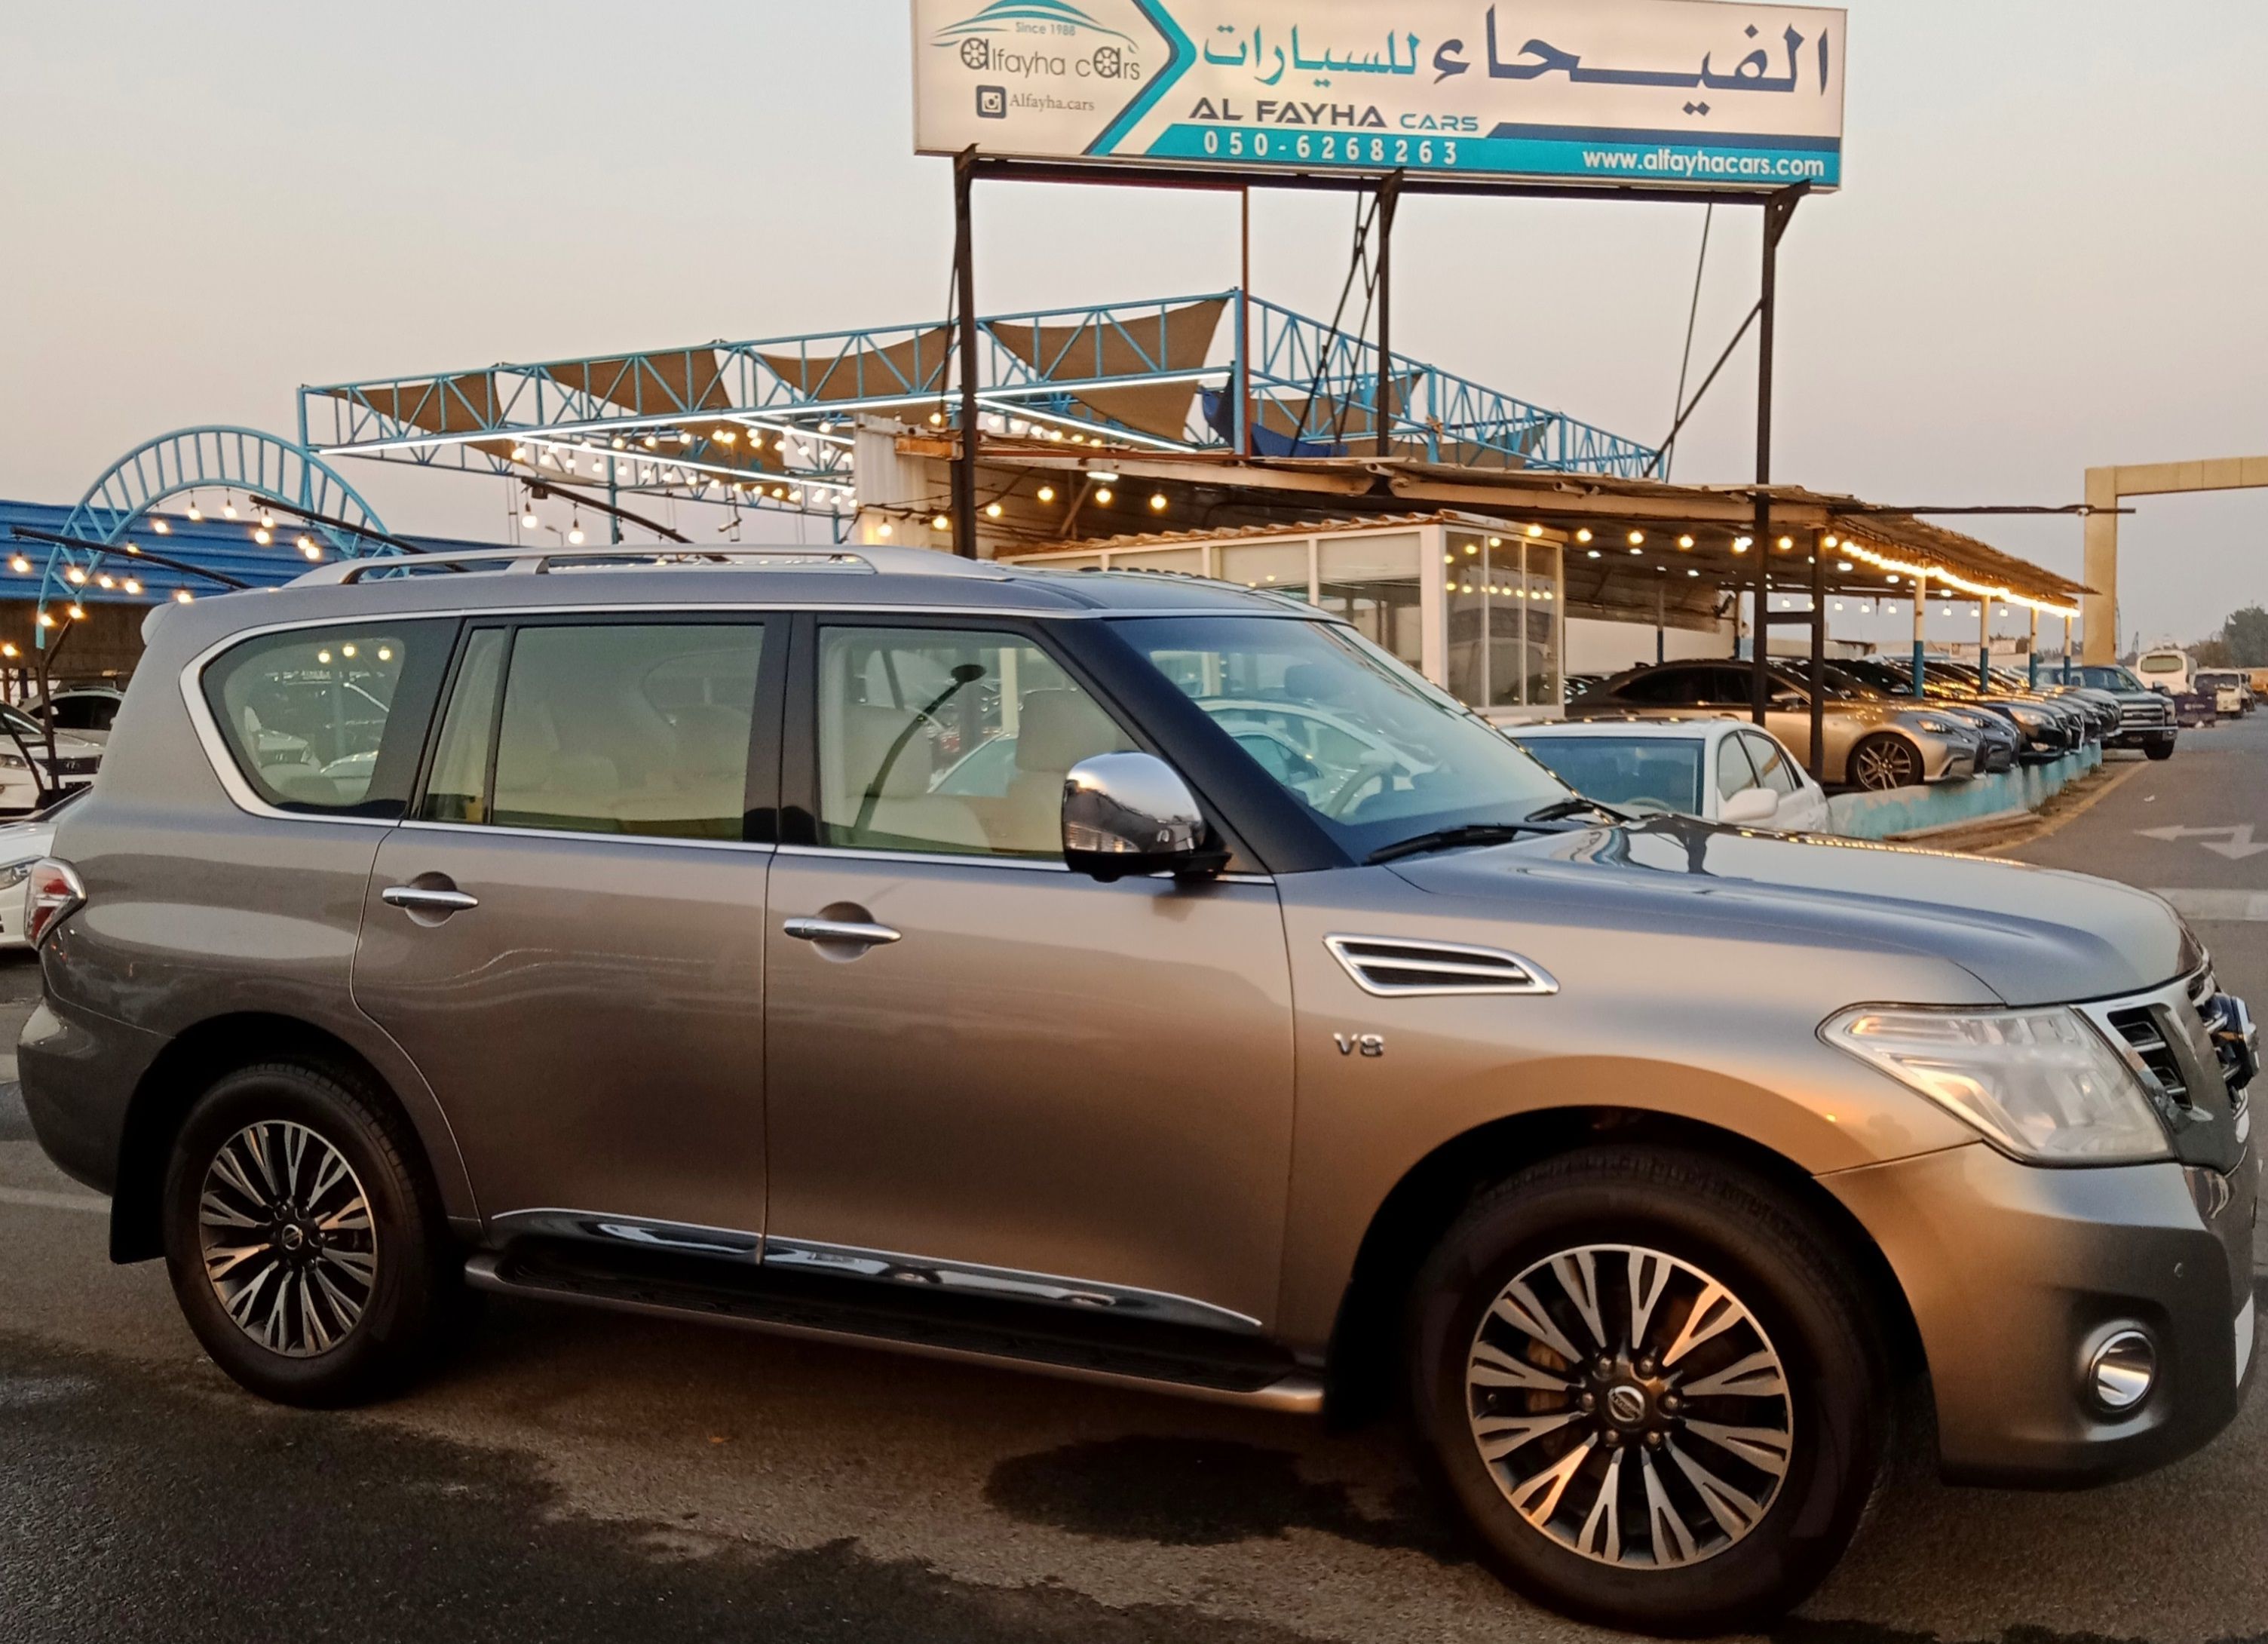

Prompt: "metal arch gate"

[37,426,393,643]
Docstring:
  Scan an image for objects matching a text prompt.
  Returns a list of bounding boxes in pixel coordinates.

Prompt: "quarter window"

[817,626,1133,860]
[204,622,450,816]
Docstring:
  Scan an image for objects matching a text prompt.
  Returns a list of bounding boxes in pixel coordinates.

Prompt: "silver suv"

[20,547,2259,1633]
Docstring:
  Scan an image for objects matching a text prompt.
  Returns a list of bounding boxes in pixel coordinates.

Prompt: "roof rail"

[290,543,1016,587]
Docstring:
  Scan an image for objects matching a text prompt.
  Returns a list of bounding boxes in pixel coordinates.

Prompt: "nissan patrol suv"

[20,546,2260,1634]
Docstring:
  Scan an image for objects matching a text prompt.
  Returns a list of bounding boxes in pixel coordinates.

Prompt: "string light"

[1678,535,1696,550]
[1627,531,1646,545]
[1526,524,1544,539]
[933,514,951,531]
[187,498,204,523]
[1094,487,1114,505]
[8,556,28,575]
[1575,529,1593,543]
[1037,486,1057,504]
[66,604,84,621]
[153,519,171,535]
[175,590,195,603]
[1837,537,2080,618]
[1149,494,1169,513]
[877,522,894,538]
[64,568,85,585]
[985,502,1004,520]
[567,523,585,545]
[122,579,141,595]
[222,500,238,520]
[254,529,273,546]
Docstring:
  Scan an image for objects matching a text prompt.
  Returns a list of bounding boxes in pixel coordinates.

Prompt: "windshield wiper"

[1524,796,1629,825]
[1368,822,1568,865]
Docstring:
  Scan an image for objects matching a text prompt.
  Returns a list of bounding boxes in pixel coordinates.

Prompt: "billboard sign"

[912,0,1845,192]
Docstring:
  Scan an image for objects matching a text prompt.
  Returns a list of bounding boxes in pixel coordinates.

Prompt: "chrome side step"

[464,1247,1326,1415]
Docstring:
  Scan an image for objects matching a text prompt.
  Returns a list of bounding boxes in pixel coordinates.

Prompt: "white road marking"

[0,1186,106,1216]
[2138,825,2268,861]
[2156,890,2268,923]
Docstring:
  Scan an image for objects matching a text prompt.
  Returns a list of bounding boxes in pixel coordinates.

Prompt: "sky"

[4,0,2264,650]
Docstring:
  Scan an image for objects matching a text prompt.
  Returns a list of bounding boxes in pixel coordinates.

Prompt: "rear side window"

[203,622,452,817]
[420,621,768,842]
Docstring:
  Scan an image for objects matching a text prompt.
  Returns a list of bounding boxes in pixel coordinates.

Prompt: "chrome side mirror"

[1062,753,1224,883]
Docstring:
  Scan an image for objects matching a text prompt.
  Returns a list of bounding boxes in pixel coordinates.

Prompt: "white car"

[0,787,80,947]
[35,685,127,745]
[0,704,104,814]
[1506,716,1834,833]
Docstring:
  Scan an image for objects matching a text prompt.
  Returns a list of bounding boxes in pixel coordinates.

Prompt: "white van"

[2135,649,2193,695]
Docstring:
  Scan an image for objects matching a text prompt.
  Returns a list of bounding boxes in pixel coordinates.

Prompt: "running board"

[464,1244,1326,1415]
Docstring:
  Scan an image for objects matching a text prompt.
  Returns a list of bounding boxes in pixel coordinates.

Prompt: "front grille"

[2109,1005,2191,1108]
[47,756,98,777]
[2120,700,2171,727]
[1323,936,1559,998]
[2190,969,2253,1117]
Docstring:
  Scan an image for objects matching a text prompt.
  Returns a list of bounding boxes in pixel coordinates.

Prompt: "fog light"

[2085,1328,2158,1414]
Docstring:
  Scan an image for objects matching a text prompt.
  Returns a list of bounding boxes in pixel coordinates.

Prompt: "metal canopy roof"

[967,447,2091,616]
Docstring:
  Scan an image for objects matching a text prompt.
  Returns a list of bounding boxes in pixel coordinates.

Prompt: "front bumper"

[2110,726,2178,751]
[1825,1141,2257,1487]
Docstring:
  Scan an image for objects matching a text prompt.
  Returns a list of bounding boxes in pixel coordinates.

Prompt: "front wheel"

[161,1063,460,1407]
[1848,734,1922,792]
[2146,740,2177,762]
[1405,1148,1886,1636]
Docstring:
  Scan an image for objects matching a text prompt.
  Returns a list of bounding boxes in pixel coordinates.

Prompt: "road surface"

[2,723,2265,1642]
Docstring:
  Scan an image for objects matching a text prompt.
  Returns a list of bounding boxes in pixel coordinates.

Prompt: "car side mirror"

[1062,753,1227,883]
[1719,787,1780,827]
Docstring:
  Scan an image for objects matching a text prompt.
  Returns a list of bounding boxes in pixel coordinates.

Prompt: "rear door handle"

[783,917,901,949]
[382,886,480,915]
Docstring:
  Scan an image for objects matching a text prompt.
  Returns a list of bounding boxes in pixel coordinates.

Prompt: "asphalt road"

[3,727,2267,1644]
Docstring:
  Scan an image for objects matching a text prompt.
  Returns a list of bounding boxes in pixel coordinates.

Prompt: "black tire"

[2146,740,2176,761]
[161,1062,460,1408]
[1847,734,1922,792]
[1405,1147,1887,1636]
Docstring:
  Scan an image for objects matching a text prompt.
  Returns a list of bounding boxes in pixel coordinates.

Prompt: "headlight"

[0,860,33,891]
[0,753,25,771]
[1910,717,1959,736]
[1822,1006,2169,1164]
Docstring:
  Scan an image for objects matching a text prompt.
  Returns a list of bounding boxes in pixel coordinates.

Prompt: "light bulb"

[521,509,538,530]
[568,525,586,545]
[176,590,194,603]
[37,612,54,628]
[97,575,115,589]
[1627,531,1645,546]
[153,520,171,535]
[1037,486,1056,503]
[1678,535,1696,550]
[985,503,1004,520]
[1149,495,1168,513]
[342,645,357,658]
[222,501,238,520]
[254,529,272,546]
[1095,487,1114,505]
[1526,525,1544,539]
[123,579,141,595]
[877,523,894,538]
[187,505,204,522]
[377,647,394,662]
[66,604,84,621]
[7,557,27,574]
[65,568,85,584]
[1575,529,1592,544]
[933,515,951,531]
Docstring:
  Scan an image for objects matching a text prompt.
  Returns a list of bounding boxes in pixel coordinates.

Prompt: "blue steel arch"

[38,427,391,640]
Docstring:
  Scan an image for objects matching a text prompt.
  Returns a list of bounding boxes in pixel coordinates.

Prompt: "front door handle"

[383,885,480,916]
[783,917,902,949]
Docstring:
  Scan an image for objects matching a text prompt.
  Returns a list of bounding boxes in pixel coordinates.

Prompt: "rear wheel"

[161,1062,460,1407]
[1405,1148,1886,1636]
[1848,734,1922,792]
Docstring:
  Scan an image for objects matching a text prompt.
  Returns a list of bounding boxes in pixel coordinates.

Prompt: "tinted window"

[817,626,1132,860]
[1614,668,1703,707]
[1512,737,1703,814]
[481,624,763,841]
[1742,732,1803,796]
[204,622,451,816]
[50,695,119,733]
[418,630,506,826]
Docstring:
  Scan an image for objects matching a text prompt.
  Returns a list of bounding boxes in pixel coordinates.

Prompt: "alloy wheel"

[198,1121,378,1357]
[1465,1244,1794,1570]
[1853,739,1919,791]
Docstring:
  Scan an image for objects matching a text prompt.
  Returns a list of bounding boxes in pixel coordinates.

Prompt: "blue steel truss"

[302,291,1660,511]
[26,428,395,644]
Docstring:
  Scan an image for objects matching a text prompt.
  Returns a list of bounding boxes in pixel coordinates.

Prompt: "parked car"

[1840,658,2088,764]
[20,546,2260,1634]
[33,684,127,745]
[1816,664,2021,773]
[2135,649,2194,696]
[2054,664,2181,759]
[0,787,82,947]
[2195,670,2254,719]
[1507,719,1834,832]
[1567,661,1982,790]
[0,703,105,814]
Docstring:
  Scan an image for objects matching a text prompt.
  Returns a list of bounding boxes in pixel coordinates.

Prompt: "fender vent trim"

[1323,935,1560,998]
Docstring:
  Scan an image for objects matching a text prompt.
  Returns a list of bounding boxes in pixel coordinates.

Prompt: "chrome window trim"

[775,842,1273,885]
[759,1236,1265,1335]
[489,1209,762,1262]
[397,820,777,857]
[1324,934,1562,998]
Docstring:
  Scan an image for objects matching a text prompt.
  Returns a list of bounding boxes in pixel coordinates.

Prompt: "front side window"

[1716,736,1761,800]
[1742,732,1803,795]
[204,622,451,816]
[1115,615,1569,860]
[419,622,765,842]
[817,626,1133,860]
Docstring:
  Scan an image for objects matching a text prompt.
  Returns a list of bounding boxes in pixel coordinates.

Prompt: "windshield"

[1111,615,1570,860]
[2138,655,2185,674]
[2198,671,2241,689]
[1512,736,1703,815]
[2070,665,2145,692]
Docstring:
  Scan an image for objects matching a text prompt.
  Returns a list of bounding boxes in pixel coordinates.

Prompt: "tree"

[2224,606,2268,669]
[2194,636,2236,667]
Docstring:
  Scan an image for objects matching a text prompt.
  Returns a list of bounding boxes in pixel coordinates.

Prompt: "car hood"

[1387,816,2193,1009]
